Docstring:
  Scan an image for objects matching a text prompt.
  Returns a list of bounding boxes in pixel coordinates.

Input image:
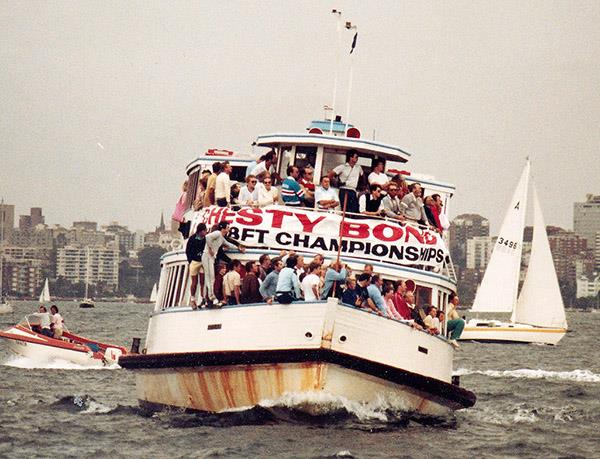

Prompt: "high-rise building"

[0,203,15,243]
[30,207,44,227]
[574,194,600,246]
[449,214,490,267]
[56,245,119,289]
[466,236,494,270]
[548,229,589,284]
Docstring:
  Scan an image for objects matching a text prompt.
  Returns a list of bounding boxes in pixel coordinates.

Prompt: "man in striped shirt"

[281,165,305,206]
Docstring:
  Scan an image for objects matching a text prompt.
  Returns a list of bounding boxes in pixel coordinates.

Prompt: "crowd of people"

[172,149,450,236]
[177,148,462,346]
[185,221,464,346]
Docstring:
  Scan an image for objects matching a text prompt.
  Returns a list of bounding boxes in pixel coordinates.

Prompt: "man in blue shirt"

[321,261,348,299]
[275,255,301,304]
[281,165,305,206]
[366,275,386,316]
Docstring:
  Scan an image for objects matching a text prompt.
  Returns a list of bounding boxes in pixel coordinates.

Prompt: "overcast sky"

[1,1,598,233]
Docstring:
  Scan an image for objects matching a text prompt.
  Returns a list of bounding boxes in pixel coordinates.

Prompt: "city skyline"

[1,2,599,235]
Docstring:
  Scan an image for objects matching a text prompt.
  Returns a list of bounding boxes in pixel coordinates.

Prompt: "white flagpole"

[330,9,342,135]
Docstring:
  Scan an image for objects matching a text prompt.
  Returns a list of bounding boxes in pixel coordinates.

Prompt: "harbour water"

[1,301,599,458]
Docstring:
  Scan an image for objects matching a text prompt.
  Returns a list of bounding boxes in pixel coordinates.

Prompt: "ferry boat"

[119,116,476,418]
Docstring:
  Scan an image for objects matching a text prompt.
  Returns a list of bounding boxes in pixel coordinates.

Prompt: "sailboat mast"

[85,247,90,299]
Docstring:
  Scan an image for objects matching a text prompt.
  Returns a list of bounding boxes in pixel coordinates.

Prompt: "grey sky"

[1,1,599,233]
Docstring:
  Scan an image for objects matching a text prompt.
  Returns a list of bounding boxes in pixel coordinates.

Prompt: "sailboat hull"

[459,319,566,345]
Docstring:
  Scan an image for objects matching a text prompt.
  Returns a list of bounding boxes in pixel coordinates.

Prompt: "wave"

[453,368,600,383]
[53,395,139,416]
[2,355,120,371]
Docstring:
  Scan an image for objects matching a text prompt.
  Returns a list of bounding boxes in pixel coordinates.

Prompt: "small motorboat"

[79,298,95,308]
[0,315,126,367]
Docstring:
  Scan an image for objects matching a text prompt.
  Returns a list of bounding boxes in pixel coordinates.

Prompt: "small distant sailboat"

[80,248,95,309]
[460,160,568,345]
[149,283,158,303]
[38,278,51,304]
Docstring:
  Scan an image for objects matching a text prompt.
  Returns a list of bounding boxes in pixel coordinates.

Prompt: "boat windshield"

[18,314,42,327]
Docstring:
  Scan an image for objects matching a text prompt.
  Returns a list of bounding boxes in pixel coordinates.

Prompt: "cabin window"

[279,148,294,178]
[294,146,318,171]
[415,285,432,309]
[230,166,247,183]
[322,148,346,177]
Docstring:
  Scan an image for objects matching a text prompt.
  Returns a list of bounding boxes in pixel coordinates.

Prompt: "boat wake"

[2,355,120,370]
[146,391,454,429]
[454,368,600,383]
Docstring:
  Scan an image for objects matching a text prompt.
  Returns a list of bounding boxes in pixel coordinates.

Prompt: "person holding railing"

[257,174,279,207]
[321,261,348,299]
[381,184,406,223]
[260,258,283,304]
[275,255,302,304]
[315,176,340,210]
[239,175,259,206]
[401,183,429,226]
[366,275,387,316]
[358,184,384,218]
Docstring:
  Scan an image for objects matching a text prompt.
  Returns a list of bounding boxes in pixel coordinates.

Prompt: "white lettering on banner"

[197,206,448,267]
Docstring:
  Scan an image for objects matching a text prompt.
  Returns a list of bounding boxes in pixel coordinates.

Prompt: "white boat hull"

[120,299,475,416]
[0,303,12,314]
[459,319,566,345]
[2,329,103,367]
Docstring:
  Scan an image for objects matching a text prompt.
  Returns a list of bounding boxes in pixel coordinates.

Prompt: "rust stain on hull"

[136,362,451,417]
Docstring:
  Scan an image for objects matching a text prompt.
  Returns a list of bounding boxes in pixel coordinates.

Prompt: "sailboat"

[459,160,568,345]
[149,283,158,303]
[38,278,51,304]
[79,247,95,308]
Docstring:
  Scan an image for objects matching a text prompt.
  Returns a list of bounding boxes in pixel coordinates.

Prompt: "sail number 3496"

[497,237,518,250]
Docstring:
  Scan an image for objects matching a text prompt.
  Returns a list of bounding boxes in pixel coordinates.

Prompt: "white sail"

[150,283,158,302]
[511,185,567,329]
[38,278,51,303]
[471,161,530,313]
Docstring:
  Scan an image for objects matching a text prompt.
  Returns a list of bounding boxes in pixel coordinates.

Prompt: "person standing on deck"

[275,255,301,304]
[241,261,262,304]
[203,162,221,208]
[215,161,232,207]
[186,223,207,309]
[202,221,242,307]
[329,149,364,215]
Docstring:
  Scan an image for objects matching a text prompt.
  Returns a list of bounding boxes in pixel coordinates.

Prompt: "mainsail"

[38,278,51,304]
[470,161,530,313]
[511,185,567,329]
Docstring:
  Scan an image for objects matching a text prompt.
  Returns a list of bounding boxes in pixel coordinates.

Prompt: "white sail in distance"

[150,283,158,302]
[471,161,530,313]
[511,185,567,329]
[38,278,51,303]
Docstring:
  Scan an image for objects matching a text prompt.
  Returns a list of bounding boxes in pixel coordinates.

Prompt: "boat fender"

[104,347,123,363]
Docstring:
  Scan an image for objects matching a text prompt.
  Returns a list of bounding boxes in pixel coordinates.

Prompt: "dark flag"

[350,32,358,54]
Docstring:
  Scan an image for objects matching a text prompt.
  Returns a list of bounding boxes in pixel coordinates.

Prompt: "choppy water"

[1,301,599,458]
